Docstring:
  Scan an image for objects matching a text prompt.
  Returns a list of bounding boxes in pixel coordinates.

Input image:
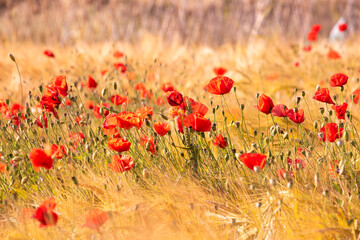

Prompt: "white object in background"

[329,18,346,42]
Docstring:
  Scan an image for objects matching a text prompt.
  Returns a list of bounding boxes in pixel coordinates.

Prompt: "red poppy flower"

[303,45,312,52]
[113,51,124,58]
[44,144,66,159]
[68,132,85,147]
[319,123,343,142]
[52,75,68,97]
[110,95,129,105]
[40,95,61,118]
[29,148,53,172]
[135,106,153,121]
[33,197,58,227]
[331,103,348,120]
[156,97,166,106]
[128,72,136,81]
[176,115,185,134]
[183,113,211,132]
[82,209,109,231]
[353,89,360,104]
[239,153,266,171]
[36,114,48,128]
[113,63,126,73]
[207,76,234,95]
[287,157,305,169]
[64,99,71,106]
[108,138,131,152]
[109,155,134,172]
[271,104,288,117]
[154,122,170,136]
[184,97,209,117]
[140,136,157,155]
[0,163,6,173]
[161,82,175,92]
[102,113,119,129]
[256,94,274,115]
[213,134,227,148]
[94,103,110,119]
[87,75,98,90]
[307,30,318,42]
[44,50,55,58]
[117,111,142,129]
[327,49,341,59]
[338,23,347,32]
[168,106,182,118]
[277,168,294,179]
[100,70,108,76]
[294,62,299,67]
[213,67,227,76]
[85,101,94,109]
[166,90,184,106]
[286,108,305,124]
[311,24,321,32]
[313,88,334,104]
[330,73,348,87]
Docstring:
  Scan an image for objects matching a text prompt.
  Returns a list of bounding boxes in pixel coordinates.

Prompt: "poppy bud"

[240,104,245,110]
[340,86,344,92]
[328,110,333,116]
[256,93,260,99]
[283,132,289,140]
[101,88,107,97]
[253,130,258,136]
[301,91,306,97]
[256,202,262,208]
[322,190,329,197]
[142,169,150,179]
[296,97,301,104]
[113,82,117,90]
[21,176,28,185]
[235,121,240,128]
[269,179,276,186]
[8,53,16,62]
[253,166,261,173]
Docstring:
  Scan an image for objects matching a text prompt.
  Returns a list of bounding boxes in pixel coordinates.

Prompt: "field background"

[1,1,360,240]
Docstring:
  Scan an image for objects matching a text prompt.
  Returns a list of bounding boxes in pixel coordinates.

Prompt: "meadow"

[0,29,360,239]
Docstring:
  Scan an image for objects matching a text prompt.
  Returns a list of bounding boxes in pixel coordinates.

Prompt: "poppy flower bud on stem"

[319,108,324,115]
[332,95,337,101]
[269,179,276,186]
[8,53,16,62]
[301,91,306,97]
[256,93,260,99]
[328,110,333,116]
[240,104,245,110]
[296,97,301,104]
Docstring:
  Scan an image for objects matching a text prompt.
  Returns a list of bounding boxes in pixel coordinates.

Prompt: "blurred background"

[0,0,359,46]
